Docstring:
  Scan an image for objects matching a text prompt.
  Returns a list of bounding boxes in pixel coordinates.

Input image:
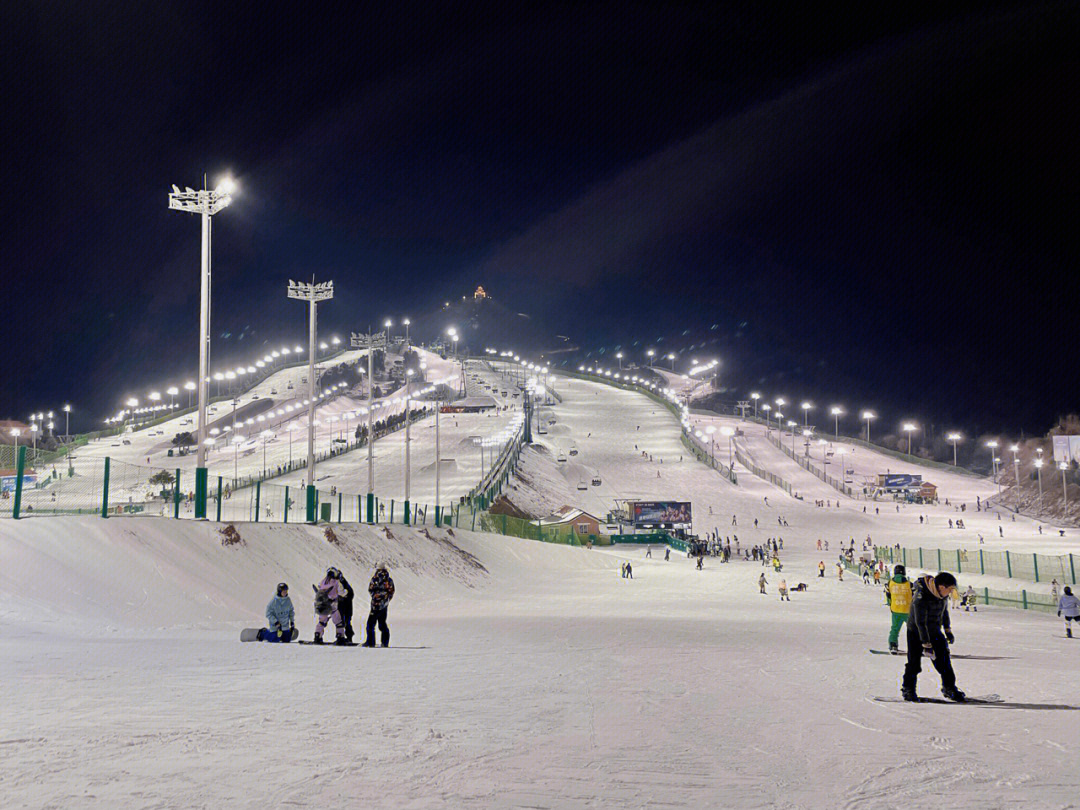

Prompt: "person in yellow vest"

[885,564,912,654]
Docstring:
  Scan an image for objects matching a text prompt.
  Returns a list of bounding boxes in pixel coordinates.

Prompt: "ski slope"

[19,349,522,512]
[2,515,1078,809]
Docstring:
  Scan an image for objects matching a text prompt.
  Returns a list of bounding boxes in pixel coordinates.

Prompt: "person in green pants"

[885,564,912,653]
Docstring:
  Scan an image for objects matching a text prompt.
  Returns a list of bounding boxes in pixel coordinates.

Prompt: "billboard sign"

[1052,435,1080,464]
[878,474,922,490]
[631,501,692,525]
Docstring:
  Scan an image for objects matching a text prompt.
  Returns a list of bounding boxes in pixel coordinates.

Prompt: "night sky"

[5,3,1079,437]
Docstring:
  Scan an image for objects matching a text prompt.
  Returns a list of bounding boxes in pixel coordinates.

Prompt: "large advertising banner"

[1052,435,1080,464]
[878,474,922,490]
[1049,438,1080,462]
[631,501,692,525]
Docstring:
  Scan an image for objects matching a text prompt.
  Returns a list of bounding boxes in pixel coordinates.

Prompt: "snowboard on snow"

[241,627,299,642]
[297,639,359,646]
[868,649,1010,660]
[874,694,1002,705]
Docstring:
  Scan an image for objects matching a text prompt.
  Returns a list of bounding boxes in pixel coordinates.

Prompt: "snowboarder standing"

[664,547,670,561]
[625,562,633,579]
[363,563,395,647]
[337,570,355,641]
[1058,586,1080,638]
[778,579,790,601]
[962,586,978,612]
[758,573,767,594]
[902,572,965,702]
[263,582,295,642]
[313,568,349,645]
[884,565,911,653]
[818,561,825,578]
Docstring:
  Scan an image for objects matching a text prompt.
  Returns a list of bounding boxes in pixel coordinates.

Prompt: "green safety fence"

[554,368,737,484]
[875,545,1077,586]
[765,431,854,498]
[733,443,798,499]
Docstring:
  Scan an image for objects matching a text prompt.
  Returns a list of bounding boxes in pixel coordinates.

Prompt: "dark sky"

[5,2,1079,436]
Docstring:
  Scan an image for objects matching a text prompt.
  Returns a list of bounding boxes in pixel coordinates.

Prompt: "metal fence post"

[11,445,26,519]
[390,500,395,523]
[1006,550,1012,578]
[979,549,984,575]
[284,485,289,524]
[937,548,942,570]
[1071,554,1077,585]
[338,492,342,523]
[174,469,181,519]
[101,457,111,518]
[255,482,261,523]
[1033,553,1039,582]
[1022,589,1028,609]
[216,477,223,522]
[358,495,362,524]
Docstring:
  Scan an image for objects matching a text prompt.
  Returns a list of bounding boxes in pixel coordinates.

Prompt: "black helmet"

[276,582,289,597]
[326,567,339,579]
[894,564,906,576]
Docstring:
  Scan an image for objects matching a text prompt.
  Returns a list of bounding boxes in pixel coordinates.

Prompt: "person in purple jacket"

[312,567,349,645]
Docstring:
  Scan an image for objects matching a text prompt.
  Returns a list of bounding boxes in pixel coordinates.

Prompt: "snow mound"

[0,518,611,632]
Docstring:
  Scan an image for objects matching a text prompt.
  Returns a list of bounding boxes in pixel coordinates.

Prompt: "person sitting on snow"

[262,582,295,642]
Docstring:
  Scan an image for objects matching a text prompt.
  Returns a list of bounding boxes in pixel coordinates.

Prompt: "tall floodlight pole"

[435,384,442,525]
[288,279,334,523]
[862,410,875,443]
[352,328,388,522]
[1034,458,1043,514]
[404,369,415,524]
[62,404,71,443]
[1010,444,1021,511]
[1060,461,1069,513]
[947,432,962,466]
[902,423,916,456]
[750,392,760,419]
[831,406,843,437]
[169,177,235,519]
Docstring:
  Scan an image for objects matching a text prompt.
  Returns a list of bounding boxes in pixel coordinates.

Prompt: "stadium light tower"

[986,440,999,480]
[403,318,411,347]
[667,353,676,370]
[830,406,843,437]
[946,432,962,466]
[750,392,760,418]
[801,401,813,427]
[1034,458,1044,513]
[646,349,655,367]
[1010,444,1021,509]
[862,410,876,442]
[352,327,389,522]
[762,403,772,432]
[168,175,235,518]
[1060,461,1069,512]
[902,422,917,456]
[616,352,623,370]
[288,279,334,522]
[62,404,71,442]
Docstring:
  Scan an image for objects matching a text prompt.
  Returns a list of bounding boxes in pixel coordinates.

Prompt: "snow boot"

[888,642,899,654]
[1067,627,1073,638]
[334,637,349,646]
[941,686,967,702]
[901,688,918,702]
[312,634,324,645]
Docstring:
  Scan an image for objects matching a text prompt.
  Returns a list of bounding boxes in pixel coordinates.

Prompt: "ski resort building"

[534,505,602,540]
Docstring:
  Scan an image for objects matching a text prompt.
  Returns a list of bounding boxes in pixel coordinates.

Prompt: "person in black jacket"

[363,563,395,648]
[336,572,355,642]
[902,572,965,702]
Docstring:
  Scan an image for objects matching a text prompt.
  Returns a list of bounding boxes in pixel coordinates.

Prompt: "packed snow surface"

[4,373,1080,808]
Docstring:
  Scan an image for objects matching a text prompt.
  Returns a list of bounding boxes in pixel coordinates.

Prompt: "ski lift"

[556,454,567,463]
[569,448,579,456]
[591,477,602,486]
[577,481,588,491]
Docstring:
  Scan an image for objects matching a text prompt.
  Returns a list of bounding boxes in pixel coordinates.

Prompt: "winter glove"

[922,643,935,660]
[275,628,283,639]
[944,630,955,645]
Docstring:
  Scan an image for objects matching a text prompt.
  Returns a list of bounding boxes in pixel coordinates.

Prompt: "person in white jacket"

[1058,586,1080,638]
